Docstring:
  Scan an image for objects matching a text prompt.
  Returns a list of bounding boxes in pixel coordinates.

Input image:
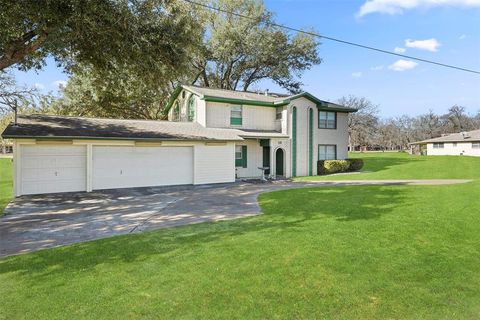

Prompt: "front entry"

[262,146,271,175]
[275,148,284,176]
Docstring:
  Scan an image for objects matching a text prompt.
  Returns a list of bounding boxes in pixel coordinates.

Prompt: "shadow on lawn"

[0,185,408,280]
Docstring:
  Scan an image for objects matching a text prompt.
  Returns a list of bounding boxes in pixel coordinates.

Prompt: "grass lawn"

[295,151,480,181]
[0,157,13,215]
[1,154,480,319]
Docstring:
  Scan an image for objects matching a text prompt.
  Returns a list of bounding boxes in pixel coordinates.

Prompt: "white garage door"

[20,145,87,195]
[92,146,194,190]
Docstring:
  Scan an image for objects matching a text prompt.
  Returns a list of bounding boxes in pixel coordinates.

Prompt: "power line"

[181,0,480,75]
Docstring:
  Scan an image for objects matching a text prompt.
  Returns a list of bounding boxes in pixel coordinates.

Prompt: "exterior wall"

[235,139,264,178]
[427,142,480,156]
[206,102,277,130]
[288,97,318,177]
[12,139,236,196]
[316,112,349,160]
[270,138,291,178]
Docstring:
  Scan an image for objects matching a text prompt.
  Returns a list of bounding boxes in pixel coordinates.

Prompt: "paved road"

[0,179,471,257]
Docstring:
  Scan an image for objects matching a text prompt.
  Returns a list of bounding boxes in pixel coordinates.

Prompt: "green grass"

[0,157,13,215]
[1,153,480,319]
[295,152,480,181]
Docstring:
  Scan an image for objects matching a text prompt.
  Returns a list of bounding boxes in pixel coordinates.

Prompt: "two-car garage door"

[19,145,194,195]
[92,146,193,190]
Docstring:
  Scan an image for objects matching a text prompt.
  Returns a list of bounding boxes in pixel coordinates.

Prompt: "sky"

[12,0,480,118]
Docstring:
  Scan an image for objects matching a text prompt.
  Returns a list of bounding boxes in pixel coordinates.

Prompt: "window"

[187,95,195,122]
[472,142,480,149]
[172,101,180,121]
[319,111,336,129]
[453,142,457,147]
[318,145,336,160]
[230,105,242,125]
[276,108,283,120]
[235,145,247,167]
[433,143,444,149]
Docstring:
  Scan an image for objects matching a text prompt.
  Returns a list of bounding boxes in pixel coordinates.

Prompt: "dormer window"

[230,105,242,126]
[187,95,196,121]
[173,101,180,121]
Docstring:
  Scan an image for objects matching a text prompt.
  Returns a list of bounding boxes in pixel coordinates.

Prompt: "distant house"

[410,129,480,157]
[1,85,357,196]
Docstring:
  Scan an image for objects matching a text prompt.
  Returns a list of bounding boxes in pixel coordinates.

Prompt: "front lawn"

[0,157,13,215]
[1,153,479,319]
[295,152,480,181]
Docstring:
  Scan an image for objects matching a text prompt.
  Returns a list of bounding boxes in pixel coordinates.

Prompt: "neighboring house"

[1,85,356,196]
[410,129,480,156]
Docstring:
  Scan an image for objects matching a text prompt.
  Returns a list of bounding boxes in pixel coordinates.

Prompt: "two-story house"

[165,85,356,179]
[2,85,356,196]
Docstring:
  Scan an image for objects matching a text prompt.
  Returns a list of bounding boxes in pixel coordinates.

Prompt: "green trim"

[308,108,313,176]
[292,107,297,177]
[242,145,248,168]
[259,139,270,147]
[204,96,287,107]
[187,95,195,121]
[230,117,242,125]
[163,86,183,116]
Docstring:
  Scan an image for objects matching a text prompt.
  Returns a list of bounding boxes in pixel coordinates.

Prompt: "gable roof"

[1,115,243,141]
[164,85,357,115]
[411,129,480,144]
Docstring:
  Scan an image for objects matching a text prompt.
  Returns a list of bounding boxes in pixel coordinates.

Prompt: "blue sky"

[12,0,480,118]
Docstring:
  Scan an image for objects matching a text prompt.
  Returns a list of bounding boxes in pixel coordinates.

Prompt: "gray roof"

[412,129,480,144]
[183,85,288,103]
[233,129,289,139]
[1,115,243,141]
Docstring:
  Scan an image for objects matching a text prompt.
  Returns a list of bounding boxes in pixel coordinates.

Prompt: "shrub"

[347,158,364,171]
[323,160,350,174]
[317,160,326,175]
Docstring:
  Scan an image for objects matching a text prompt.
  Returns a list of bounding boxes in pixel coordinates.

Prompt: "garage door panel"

[20,145,87,195]
[93,146,193,190]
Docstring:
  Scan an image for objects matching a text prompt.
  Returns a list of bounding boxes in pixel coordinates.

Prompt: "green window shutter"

[292,107,297,177]
[309,108,313,176]
[230,117,242,125]
[242,146,247,168]
[235,158,243,167]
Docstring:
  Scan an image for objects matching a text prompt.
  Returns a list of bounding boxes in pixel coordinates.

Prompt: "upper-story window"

[230,105,242,126]
[187,95,196,122]
[433,143,444,149]
[173,101,180,121]
[276,108,283,120]
[319,111,336,129]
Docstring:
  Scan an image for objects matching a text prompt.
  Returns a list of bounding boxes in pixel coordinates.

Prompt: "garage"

[20,145,87,195]
[92,146,194,190]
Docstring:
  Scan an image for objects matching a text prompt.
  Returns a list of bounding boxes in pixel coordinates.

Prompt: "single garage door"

[92,146,194,190]
[20,145,87,195]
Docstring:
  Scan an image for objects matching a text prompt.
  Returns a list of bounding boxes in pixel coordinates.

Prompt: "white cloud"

[34,83,45,90]
[405,38,440,52]
[357,0,480,17]
[394,47,406,53]
[352,72,363,78]
[370,65,384,71]
[459,34,469,40]
[388,59,418,71]
[52,80,67,89]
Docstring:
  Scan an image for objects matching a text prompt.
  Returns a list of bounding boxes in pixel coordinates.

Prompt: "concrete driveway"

[0,179,471,257]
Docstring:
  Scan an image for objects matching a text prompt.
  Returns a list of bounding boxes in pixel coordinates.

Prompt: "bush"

[323,160,350,174]
[347,158,364,171]
[317,159,364,175]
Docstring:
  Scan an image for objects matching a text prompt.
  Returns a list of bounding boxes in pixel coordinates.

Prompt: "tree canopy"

[0,0,201,77]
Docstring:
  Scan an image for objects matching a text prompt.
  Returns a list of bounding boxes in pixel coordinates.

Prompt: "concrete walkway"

[0,179,471,257]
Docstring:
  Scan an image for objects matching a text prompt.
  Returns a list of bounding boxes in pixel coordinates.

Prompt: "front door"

[262,146,271,175]
[276,148,284,176]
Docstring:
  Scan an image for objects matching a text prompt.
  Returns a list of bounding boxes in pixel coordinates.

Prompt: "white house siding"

[316,112,349,160]
[206,102,277,130]
[195,97,207,127]
[235,139,264,178]
[288,97,318,177]
[427,142,480,156]
[13,139,236,196]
